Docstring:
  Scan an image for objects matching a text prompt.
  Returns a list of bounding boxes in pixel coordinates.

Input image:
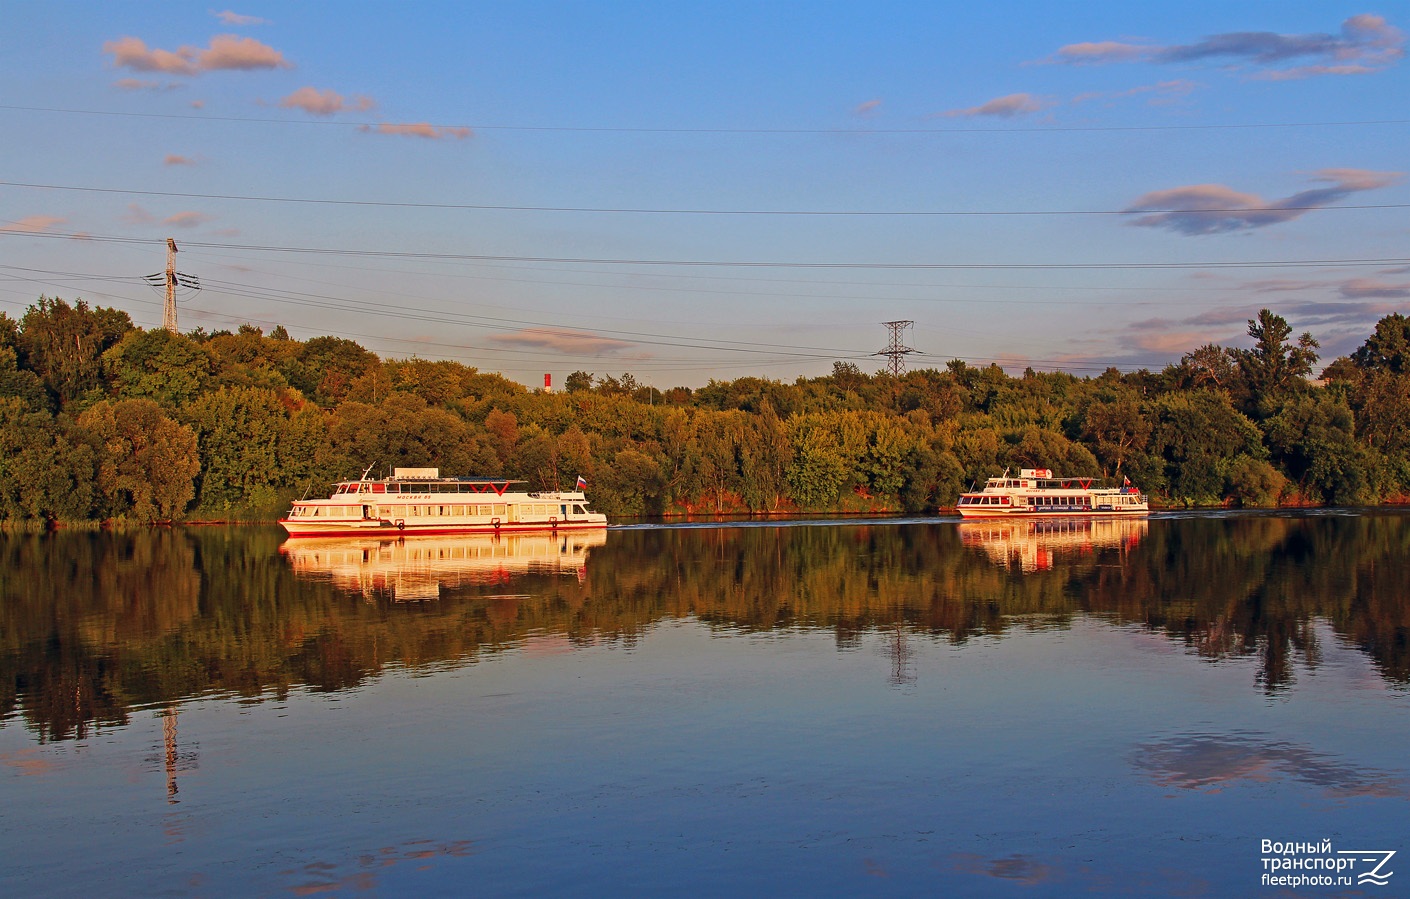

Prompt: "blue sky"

[3,2,1408,387]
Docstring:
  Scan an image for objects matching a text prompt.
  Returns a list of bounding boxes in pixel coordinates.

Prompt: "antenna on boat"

[361,463,376,481]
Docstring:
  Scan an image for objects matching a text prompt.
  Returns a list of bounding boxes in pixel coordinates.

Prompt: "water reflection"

[1,514,1408,742]
[1134,733,1407,798]
[957,517,1146,572]
[281,531,607,601]
[278,839,477,896]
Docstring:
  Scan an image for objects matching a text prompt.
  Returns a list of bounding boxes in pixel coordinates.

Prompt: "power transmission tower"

[143,238,199,333]
[877,320,915,376]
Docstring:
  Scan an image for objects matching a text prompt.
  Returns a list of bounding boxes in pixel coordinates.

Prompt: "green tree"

[78,399,199,521]
[736,403,792,511]
[0,399,98,521]
[184,387,302,513]
[1232,309,1319,416]
[1348,313,1410,374]
[593,448,665,516]
[16,297,133,408]
[0,346,49,412]
[1151,391,1263,504]
[564,371,594,393]
[1078,390,1151,477]
[103,328,212,408]
[1263,393,1368,504]
[283,336,378,406]
[786,423,849,509]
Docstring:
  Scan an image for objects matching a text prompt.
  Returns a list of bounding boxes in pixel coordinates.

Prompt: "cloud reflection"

[951,852,1056,885]
[1135,733,1407,797]
[280,839,476,895]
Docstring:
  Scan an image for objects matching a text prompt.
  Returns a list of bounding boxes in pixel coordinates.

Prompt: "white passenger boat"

[280,467,608,537]
[956,468,1148,518]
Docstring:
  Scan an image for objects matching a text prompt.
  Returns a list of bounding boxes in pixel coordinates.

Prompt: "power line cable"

[3,179,1406,217]
[3,104,1408,134]
[5,229,1406,270]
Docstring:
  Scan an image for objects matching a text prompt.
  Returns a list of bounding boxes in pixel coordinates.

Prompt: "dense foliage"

[2,297,1408,523]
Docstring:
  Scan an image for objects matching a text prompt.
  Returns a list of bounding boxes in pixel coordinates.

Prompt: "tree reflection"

[1,514,1407,741]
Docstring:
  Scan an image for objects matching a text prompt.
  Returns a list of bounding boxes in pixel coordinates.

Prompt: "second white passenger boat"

[956,468,1149,518]
[280,467,608,537]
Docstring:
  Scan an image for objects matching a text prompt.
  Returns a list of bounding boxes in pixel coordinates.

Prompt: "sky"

[3,1,1408,388]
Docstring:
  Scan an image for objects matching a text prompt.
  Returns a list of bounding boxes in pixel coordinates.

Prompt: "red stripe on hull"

[956,510,1148,519]
[280,521,607,538]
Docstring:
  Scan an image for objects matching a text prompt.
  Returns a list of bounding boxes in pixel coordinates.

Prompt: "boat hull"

[279,519,606,538]
[956,507,1149,519]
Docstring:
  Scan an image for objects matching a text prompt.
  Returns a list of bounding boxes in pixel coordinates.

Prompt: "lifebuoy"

[396,520,405,530]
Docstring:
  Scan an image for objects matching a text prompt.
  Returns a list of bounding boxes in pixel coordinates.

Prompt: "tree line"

[2,296,1409,523]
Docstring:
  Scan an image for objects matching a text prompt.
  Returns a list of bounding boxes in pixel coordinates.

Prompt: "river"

[1,512,1407,896]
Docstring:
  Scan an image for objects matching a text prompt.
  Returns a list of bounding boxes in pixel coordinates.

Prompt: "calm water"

[2,514,1408,897]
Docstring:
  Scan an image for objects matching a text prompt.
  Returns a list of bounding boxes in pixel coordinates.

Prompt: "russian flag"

[576,475,587,490]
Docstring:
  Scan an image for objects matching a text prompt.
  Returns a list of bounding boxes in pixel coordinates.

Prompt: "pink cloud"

[163,211,212,228]
[214,10,268,26]
[199,34,290,71]
[853,99,882,117]
[103,36,200,75]
[1129,329,1218,355]
[113,77,183,92]
[121,204,155,225]
[943,92,1050,118]
[1049,40,1152,64]
[1073,79,1199,105]
[0,215,66,234]
[103,33,290,76]
[279,86,376,116]
[490,328,634,354]
[1045,14,1405,79]
[164,154,198,166]
[1125,169,1402,235]
[1340,278,1410,299]
[359,122,473,140]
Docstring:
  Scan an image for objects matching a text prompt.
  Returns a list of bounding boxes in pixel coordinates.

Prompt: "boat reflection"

[957,516,1147,572]
[280,530,607,601]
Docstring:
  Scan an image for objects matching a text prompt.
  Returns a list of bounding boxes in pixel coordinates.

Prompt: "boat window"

[574,505,586,515]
